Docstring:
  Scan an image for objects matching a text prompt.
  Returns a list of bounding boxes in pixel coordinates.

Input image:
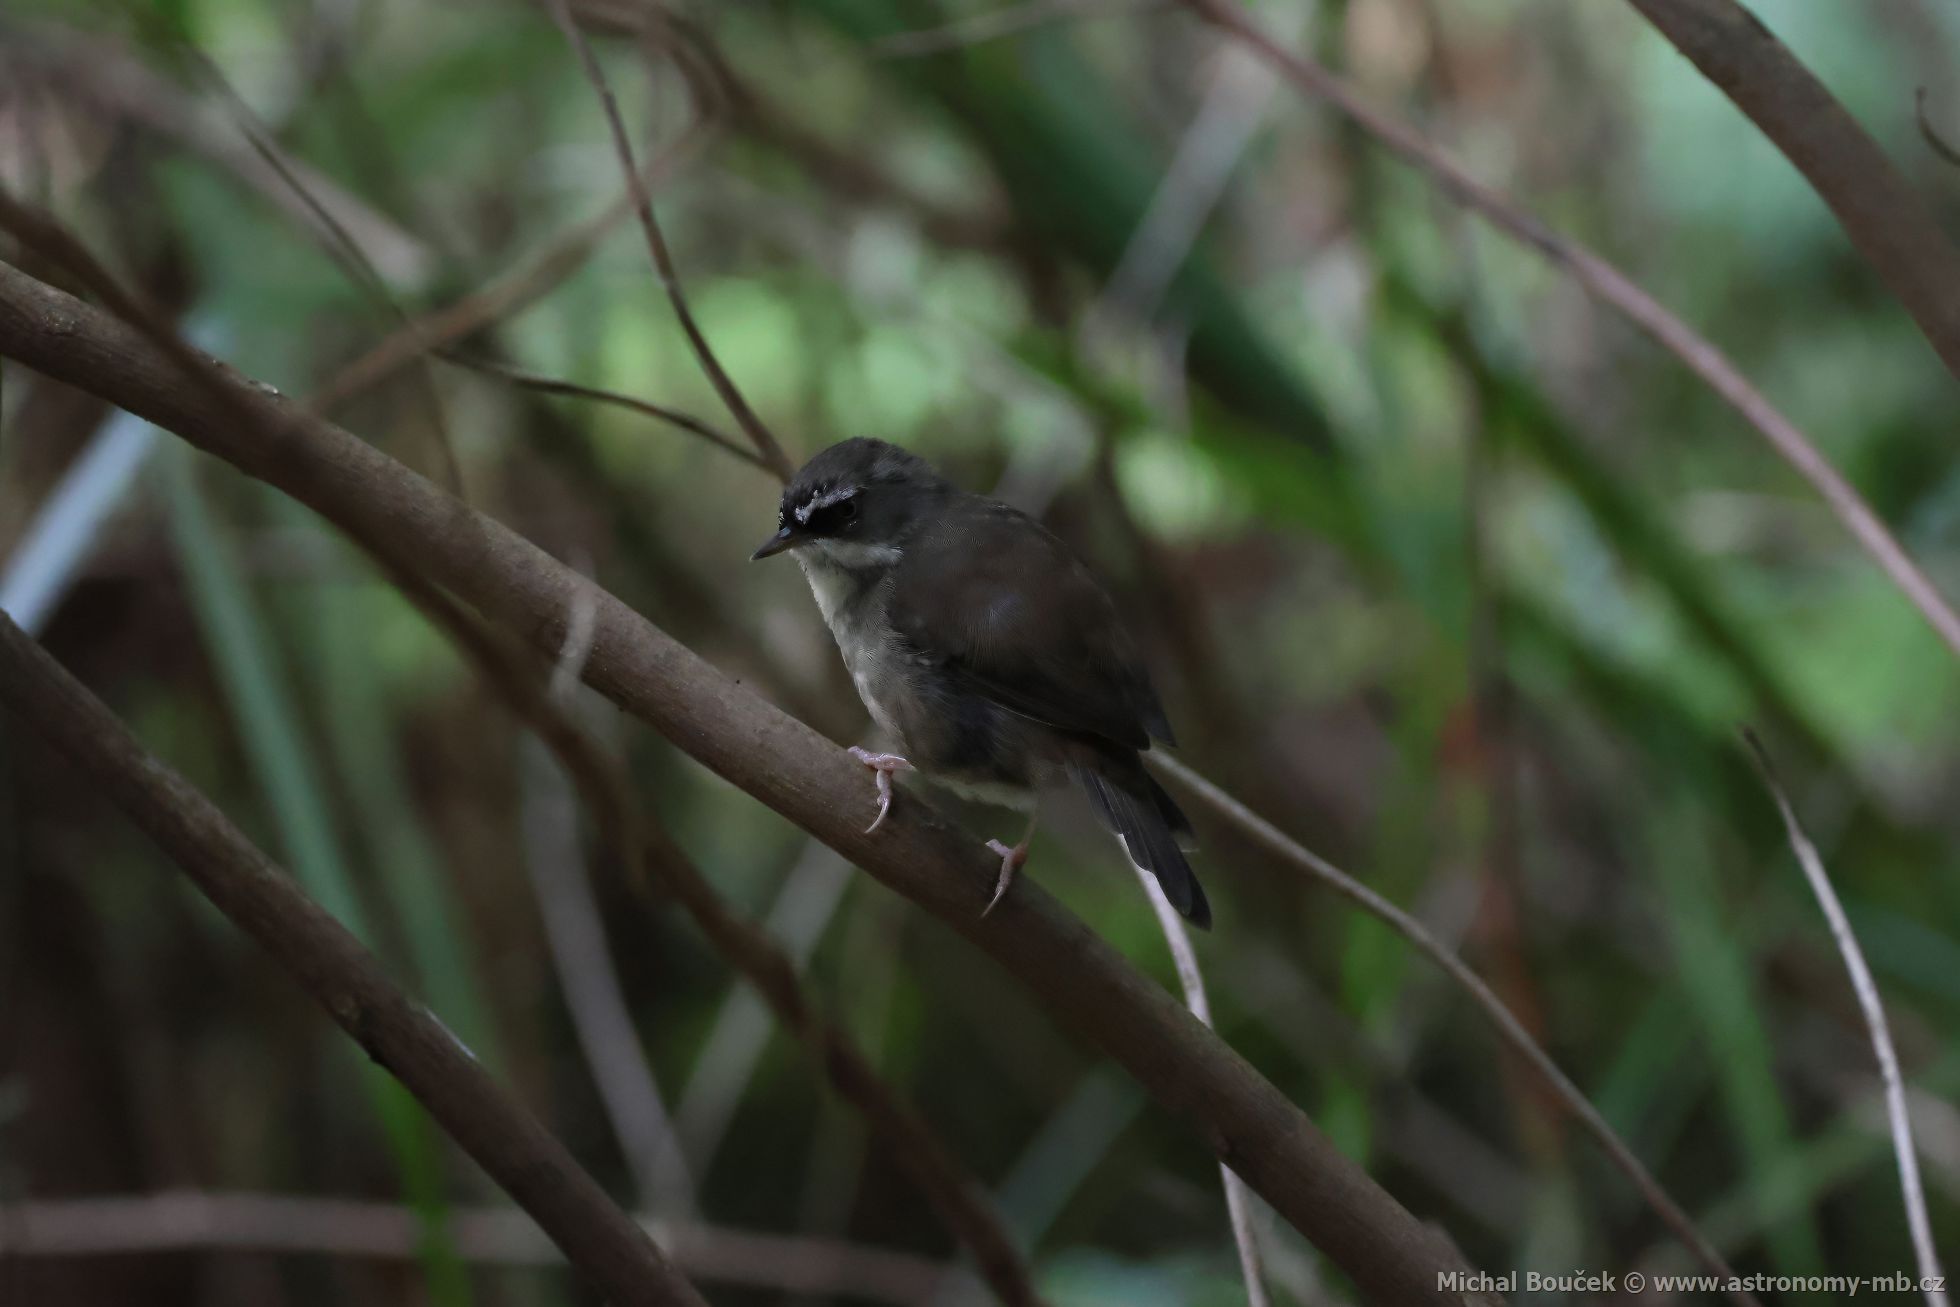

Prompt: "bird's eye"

[838,498,858,522]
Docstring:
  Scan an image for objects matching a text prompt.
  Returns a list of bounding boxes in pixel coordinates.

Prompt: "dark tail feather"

[1145,769,1196,846]
[1071,761,1212,930]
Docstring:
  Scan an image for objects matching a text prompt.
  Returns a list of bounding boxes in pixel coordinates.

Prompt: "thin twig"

[0,1192,964,1303]
[1227,944,1532,1236]
[516,740,692,1219]
[1176,0,1960,669]
[187,54,399,311]
[1743,732,1948,1307]
[1918,88,1960,169]
[212,16,748,486]
[186,51,466,497]
[1088,11,1284,332]
[542,0,796,481]
[437,350,767,471]
[3,24,430,285]
[867,0,1169,59]
[1145,751,1754,1305]
[311,108,710,414]
[673,840,856,1173]
[660,16,1009,254]
[1131,864,1268,1307]
[519,578,696,1219]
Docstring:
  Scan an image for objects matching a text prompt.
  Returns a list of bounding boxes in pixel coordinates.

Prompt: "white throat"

[794,539,902,627]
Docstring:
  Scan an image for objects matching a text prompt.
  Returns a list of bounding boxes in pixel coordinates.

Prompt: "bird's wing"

[889,498,1174,751]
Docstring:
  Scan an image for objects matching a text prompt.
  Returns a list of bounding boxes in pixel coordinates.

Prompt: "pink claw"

[848,747,913,834]
[982,838,1030,917]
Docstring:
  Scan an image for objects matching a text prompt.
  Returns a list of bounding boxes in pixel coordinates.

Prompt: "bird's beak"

[750,527,797,561]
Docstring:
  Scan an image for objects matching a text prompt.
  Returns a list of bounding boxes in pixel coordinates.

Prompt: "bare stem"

[311,110,710,415]
[542,0,796,481]
[1147,751,1753,1305]
[1918,88,1960,169]
[1744,733,1948,1307]
[437,351,767,472]
[1177,0,1960,669]
[1132,864,1269,1307]
[519,731,698,1218]
[866,0,1169,59]
[189,51,465,497]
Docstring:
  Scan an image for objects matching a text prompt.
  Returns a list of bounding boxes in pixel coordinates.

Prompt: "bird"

[750,437,1210,928]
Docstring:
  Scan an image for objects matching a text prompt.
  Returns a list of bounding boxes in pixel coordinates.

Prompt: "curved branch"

[310,106,711,415]
[0,613,708,1307]
[0,189,1032,1294]
[542,0,797,481]
[436,351,769,472]
[1625,0,1960,386]
[1745,734,1948,1307]
[2,24,432,288]
[1919,89,1960,170]
[0,187,1033,1297]
[1147,754,1754,1304]
[0,257,1498,1307]
[1176,0,1960,667]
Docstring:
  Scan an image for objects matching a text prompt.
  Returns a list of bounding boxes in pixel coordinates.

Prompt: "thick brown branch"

[0,613,708,1307]
[1626,0,1960,385]
[0,187,1028,1295]
[404,573,1041,1306]
[0,257,1496,1306]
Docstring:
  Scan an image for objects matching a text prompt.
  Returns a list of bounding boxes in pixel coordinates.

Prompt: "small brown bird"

[751,438,1209,927]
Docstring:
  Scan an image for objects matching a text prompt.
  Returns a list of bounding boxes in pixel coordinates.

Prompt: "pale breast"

[798,554,919,746]
[797,552,858,630]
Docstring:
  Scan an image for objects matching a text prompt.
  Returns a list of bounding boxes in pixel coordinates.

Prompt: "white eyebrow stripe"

[794,484,858,524]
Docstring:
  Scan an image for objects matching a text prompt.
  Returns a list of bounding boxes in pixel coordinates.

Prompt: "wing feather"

[889,499,1171,751]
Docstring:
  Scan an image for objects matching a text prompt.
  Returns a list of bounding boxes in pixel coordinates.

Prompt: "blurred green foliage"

[4,0,1959,1303]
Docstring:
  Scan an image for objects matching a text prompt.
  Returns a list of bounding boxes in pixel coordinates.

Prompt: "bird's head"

[750,437,947,568]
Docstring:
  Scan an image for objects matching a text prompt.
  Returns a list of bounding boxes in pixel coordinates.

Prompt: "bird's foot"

[981,838,1030,917]
[848,747,914,833]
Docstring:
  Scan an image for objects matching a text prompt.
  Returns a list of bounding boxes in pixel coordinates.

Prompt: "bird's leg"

[982,815,1038,917]
[848,746,914,833]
